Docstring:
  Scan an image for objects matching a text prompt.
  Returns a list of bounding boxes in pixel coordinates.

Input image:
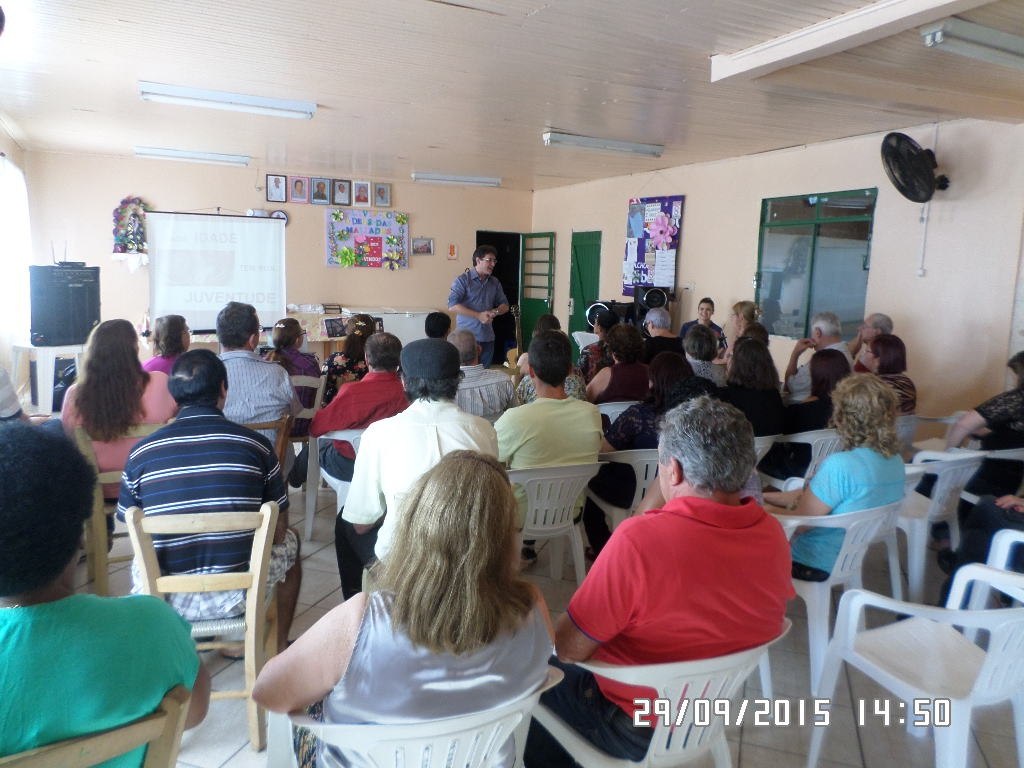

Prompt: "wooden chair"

[0,685,190,768]
[125,503,279,751]
[242,414,293,469]
[74,424,161,596]
[304,428,366,541]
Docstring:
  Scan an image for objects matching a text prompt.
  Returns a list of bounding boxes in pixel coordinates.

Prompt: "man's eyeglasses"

[479,257,498,264]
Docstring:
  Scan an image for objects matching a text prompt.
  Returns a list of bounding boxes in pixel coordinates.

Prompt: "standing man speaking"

[448,244,509,367]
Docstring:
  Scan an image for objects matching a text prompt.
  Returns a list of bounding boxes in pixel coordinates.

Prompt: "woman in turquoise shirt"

[765,373,905,581]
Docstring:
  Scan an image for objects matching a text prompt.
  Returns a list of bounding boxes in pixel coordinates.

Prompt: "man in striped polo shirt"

[117,349,302,651]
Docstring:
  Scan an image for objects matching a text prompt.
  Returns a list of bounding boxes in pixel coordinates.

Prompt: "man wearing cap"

[339,338,498,569]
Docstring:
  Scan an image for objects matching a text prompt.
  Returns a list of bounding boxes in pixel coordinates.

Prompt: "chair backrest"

[125,503,279,641]
[753,434,780,463]
[0,685,191,768]
[598,449,659,512]
[242,414,293,468]
[773,502,898,584]
[778,428,842,479]
[597,400,639,424]
[290,374,326,426]
[317,428,365,453]
[894,414,918,455]
[290,667,563,768]
[571,331,598,351]
[579,619,791,763]
[507,463,603,533]
[910,450,985,522]
[74,423,163,486]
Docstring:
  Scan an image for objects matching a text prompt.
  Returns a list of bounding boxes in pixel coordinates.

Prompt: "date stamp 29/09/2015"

[633,698,954,729]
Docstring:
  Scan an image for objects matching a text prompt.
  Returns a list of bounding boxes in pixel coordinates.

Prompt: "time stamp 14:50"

[633,697,953,729]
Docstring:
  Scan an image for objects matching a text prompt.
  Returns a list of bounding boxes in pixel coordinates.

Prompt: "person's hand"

[477,310,494,325]
[994,495,1024,512]
[791,338,815,357]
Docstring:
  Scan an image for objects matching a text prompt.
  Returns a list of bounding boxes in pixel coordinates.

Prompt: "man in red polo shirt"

[309,332,407,598]
[525,396,794,766]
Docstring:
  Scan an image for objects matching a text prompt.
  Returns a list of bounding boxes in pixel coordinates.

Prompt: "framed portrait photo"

[288,176,310,204]
[373,182,392,208]
[352,180,371,207]
[310,177,331,205]
[411,237,434,256]
[266,174,287,203]
[332,179,351,206]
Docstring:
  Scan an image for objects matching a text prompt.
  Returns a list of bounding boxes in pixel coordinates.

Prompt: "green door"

[569,231,602,336]
[519,232,555,343]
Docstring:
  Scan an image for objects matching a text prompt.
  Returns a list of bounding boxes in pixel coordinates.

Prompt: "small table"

[11,342,85,415]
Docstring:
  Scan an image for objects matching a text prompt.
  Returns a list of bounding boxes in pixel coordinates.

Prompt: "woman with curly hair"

[62,319,177,499]
[253,451,553,768]
[586,324,649,405]
[321,314,374,404]
[142,314,189,375]
[764,374,905,581]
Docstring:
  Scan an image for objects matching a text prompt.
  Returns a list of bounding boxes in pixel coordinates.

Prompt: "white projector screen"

[147,212,286,332]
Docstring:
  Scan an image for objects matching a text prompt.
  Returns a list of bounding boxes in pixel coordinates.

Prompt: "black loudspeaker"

[586,300,635,328]
[633,286,673,328]
[30,265,101,346]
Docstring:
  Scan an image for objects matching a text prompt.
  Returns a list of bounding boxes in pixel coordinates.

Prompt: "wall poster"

[325,208,410,269]
[622,195,684,296]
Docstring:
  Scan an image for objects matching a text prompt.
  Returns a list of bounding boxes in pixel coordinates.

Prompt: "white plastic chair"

[304,428,365,541]
[279,667,563,768]
[808,566,1024,768]
[964,528,1024,642]
[508,462,603,585]
[572,330,599,352]
[873,464,928,601]
[584,449,659,532]
[289,373,325,470]
[753,433,779,463]
[757,428,841,488]
[894,450,984,603]
[532,619,791,768]
[772,501,900,693]
[597,400,639,425]
[895,413,918,457]
[911,410,972,453]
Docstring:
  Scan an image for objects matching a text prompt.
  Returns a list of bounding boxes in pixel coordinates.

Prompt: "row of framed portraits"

[266,175,391,207]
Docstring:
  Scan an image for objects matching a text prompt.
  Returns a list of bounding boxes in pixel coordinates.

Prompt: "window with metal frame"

[755,188,877,340]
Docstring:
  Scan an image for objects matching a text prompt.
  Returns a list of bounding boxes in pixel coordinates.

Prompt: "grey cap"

[400,338,461,379]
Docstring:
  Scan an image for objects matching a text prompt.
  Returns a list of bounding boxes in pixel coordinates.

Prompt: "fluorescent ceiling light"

[542,131,663,158]
[134,146,251,167]
[138,81,317,119]
[921,18,1024,71]
[410,172,501,187]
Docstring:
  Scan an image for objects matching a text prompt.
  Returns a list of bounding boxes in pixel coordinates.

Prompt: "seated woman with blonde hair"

[253,450,554,767]
[764,374,905,582]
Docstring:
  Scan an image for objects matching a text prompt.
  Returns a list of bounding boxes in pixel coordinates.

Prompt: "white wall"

[532,119,1024,415]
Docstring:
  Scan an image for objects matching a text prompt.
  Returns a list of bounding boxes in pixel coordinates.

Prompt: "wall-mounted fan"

[880,132,950,203]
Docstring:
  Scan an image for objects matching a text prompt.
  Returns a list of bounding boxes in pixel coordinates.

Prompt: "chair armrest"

[946,563,1024,609]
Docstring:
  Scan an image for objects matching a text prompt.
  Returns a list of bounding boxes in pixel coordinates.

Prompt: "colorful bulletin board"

[325,209,410,269]
[622,195,684,296]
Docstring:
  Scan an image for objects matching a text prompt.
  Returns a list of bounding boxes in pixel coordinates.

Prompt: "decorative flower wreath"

[112,196,150,254]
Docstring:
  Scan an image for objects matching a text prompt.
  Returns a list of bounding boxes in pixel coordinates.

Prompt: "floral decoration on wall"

[112,196,151,254]
[325,208,410,269]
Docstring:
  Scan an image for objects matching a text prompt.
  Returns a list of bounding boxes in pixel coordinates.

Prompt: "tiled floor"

[78,485,1018,768]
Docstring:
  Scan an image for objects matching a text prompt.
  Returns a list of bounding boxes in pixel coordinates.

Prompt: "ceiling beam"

[710,0,994,82]
[756,61,1024,122]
